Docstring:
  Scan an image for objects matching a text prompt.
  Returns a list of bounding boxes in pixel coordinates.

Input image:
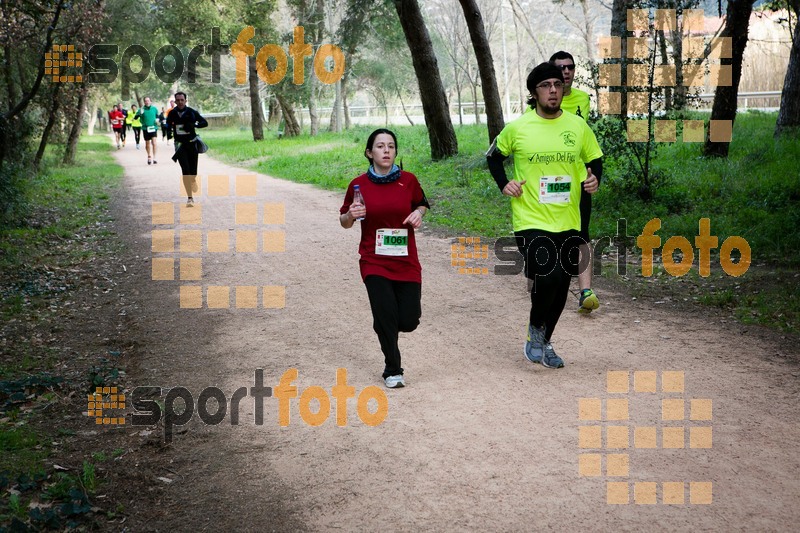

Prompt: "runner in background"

[167,92,208,206]
[117,102,128,147]
[158,107,169,143]
[109,104,125,149]
[549,50,599,314]
[137,96,159,165]
[127,104,142,150]
[339,129,430,389]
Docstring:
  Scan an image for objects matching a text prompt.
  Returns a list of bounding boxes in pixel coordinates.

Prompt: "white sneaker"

[384,375,405,388]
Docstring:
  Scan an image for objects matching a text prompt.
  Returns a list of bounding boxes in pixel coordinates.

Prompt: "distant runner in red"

[339,129,430,389]
[108,105,125,149]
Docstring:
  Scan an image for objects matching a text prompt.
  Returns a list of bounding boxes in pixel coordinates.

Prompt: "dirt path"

[108,138,800,531]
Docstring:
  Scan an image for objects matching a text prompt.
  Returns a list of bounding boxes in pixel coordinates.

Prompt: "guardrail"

[201,90,783,120]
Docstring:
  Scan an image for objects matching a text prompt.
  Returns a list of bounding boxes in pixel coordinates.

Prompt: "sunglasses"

[558,64,576,71]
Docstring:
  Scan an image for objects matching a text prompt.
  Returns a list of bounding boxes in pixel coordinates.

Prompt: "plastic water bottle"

[352,184,365,221]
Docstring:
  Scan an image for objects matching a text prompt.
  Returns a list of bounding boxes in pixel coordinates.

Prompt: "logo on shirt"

[561,131,576,147]
[527,151,577,165]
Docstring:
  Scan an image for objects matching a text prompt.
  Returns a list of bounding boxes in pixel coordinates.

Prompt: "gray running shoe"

[541,342,565,369]
[384,375,405,388]
[525,324,546,363]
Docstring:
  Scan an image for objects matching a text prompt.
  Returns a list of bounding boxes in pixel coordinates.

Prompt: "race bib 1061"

[375,228,409,256]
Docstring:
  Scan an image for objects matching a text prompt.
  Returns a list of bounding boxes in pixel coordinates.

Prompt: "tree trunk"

[395,83,415,126]
[34,85,62,170]
[342,72,352,130]
[63,76,89,165]
[394,0,457,159]
[248,55,264,141]
[775,1,800,138]
[458,0,504,141]
[471,79,480,124]
[87,101,98,136]
[275,93,301,137]
[671,8,687,111]
[329,79,343,132]
[610,0,629,117]
[658,30,672,111]
[703,0,757,158]
[267,96,281,129]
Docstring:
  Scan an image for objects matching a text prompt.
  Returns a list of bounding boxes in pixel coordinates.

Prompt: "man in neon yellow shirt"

[487,62,603,368]
[550,50,599,314]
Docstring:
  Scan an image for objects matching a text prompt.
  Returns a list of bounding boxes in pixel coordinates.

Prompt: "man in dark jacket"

[167,91,208,206]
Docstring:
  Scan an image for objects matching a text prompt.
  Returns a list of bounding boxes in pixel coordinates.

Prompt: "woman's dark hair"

[364,128,398,164]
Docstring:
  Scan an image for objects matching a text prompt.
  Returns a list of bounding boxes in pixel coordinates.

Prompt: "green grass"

[1,135,122,529]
